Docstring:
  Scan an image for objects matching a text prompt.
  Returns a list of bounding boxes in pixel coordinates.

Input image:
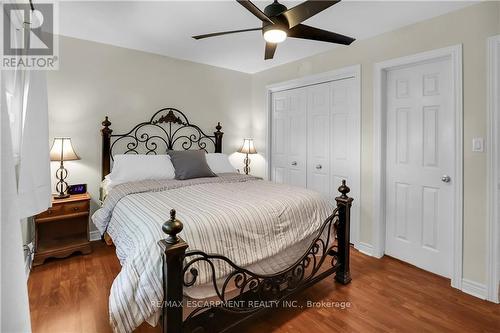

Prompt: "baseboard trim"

[462,278,488,300]
[356,242,374,257]
[89,230,101,241]
[488,281,500,303]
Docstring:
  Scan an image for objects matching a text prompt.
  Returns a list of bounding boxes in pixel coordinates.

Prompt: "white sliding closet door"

[271,87,307,187]
[307,83,331,196]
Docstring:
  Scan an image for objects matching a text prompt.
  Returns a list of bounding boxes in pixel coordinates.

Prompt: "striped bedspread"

[92,173,334,333]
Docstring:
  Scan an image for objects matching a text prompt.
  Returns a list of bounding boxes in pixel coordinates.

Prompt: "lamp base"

[53,193,70,200]
[243,154,251,175]
[54,162,70,199]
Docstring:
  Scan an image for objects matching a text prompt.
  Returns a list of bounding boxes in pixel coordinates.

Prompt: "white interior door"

[385,58,454,277]
[497,44,500,291]
[271,87,307,187]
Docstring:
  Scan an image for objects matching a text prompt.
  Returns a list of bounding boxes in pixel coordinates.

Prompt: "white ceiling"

[58,1,476,73]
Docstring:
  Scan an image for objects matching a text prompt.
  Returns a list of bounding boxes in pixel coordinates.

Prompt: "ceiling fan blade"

[193,27,262,40]
[283,0,340,28]
[265,42,277,60]
[237,0,274,24]
[288,24,355,45]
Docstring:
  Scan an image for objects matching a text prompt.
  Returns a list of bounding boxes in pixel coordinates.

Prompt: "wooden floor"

[28,241,500,333]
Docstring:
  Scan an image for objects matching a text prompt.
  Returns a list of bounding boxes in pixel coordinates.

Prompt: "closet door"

[271,88,307,187]
[271,75,360,243]
[307,83,331,196]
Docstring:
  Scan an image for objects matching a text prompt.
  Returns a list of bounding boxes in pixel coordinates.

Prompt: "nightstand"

[33,193,92,266]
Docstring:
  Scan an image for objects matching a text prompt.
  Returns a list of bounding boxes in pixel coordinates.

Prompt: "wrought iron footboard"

[159,180,353,333]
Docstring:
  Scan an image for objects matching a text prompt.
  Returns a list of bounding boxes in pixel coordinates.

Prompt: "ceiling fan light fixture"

[263,28,287,43]
[196,0,355,61]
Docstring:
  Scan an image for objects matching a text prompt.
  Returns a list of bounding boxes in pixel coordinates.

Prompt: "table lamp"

[50,137,80,199]
[238,138,257,175]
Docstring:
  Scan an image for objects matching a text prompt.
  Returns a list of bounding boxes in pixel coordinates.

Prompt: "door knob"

[291,161,297,166]
[441,175,451,183]
[316,164,322,170]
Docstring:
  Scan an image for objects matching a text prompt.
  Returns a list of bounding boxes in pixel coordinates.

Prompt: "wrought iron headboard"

[100,107,223,179]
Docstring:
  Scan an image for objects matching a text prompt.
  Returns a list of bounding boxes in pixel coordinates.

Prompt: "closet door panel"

[330,78,360,236]
[288,88,307,187]
[330,79,354,186]
[307,84,330,196]
[271,88,306,187]
[271,91,289,183]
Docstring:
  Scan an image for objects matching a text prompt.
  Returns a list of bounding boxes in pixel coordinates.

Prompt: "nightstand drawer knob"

[73,207,79,211]
[48,209,53,214]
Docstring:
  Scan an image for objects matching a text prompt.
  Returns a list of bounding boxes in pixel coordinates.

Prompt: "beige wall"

[47,36,252,232]
[250,2,500,284]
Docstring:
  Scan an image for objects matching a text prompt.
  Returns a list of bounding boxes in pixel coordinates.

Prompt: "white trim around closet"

[264,64,361,248]
[487,35,500,303]
[372,45,463,289]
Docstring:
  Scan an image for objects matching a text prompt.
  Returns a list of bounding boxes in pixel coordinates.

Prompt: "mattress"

[92,173,334,333]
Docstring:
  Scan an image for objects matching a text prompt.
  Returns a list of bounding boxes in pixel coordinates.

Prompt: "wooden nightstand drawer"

[37,204,64,219]
[35,194,91,222]
[62,200,89,215]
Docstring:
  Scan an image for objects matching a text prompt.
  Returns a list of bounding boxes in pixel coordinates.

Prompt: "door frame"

[265,64,361,248]
[372,45,463,288]
[487,35,500,303]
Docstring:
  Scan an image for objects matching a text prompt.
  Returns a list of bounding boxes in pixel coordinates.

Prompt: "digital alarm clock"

[68,184,87,195]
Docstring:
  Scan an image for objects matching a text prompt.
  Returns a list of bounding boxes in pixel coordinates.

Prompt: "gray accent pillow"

[167,150,217,180]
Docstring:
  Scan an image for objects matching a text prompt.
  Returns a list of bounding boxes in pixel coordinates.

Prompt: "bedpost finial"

[101,116,112,136]
[338,180,350,198]
[162,209,183,244]
[216,122,222,132]
[102,116,111,127]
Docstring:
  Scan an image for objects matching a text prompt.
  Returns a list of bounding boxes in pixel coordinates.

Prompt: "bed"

[94,108,353,333]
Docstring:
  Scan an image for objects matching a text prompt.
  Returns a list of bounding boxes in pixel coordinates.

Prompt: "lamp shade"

[238,138,257,154]
[50,137,80,161]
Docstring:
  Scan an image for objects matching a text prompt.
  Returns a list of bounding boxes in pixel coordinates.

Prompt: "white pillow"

[206,153,237,174]
[109,154,175,186]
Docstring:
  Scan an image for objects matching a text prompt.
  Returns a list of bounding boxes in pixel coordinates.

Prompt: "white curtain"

[17,70,51,218]
[1,2,52,330]
[1,83,32,332]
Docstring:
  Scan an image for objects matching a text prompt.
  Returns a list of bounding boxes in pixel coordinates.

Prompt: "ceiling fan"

[193,0,355,60]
